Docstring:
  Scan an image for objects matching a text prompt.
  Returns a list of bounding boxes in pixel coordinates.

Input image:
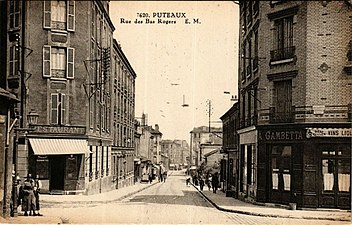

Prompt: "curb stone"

[41,182,158,205]
[191,183,350,222]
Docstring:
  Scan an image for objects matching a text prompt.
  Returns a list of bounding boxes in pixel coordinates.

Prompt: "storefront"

[256,124,351,209]
[26,125,90,194]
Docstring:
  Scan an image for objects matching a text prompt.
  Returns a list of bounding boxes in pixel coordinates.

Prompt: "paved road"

[4,171,348,224]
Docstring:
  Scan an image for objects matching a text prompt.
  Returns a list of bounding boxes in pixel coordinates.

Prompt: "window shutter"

[61,94,66,125]
[67,48,74,79]
[43,45,51,77]
[51,94,58,124]
[67,0,75,31]
[43,1,51,28]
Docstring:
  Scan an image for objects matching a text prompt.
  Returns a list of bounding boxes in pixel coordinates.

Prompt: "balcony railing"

[270,46,295,62]
[51,20,66,31]
[269,107,294,123]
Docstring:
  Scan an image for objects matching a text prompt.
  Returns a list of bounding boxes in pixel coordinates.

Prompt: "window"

[253,30,259,71]
[9,45,19,77]
[246,38,252,77]
[43,1,75,31]
[272,80,292,123]
[51,48,66,78]
[43,46,74,79]
[51,93,66,125]
[271,16,294,62]
[9,0,20,29]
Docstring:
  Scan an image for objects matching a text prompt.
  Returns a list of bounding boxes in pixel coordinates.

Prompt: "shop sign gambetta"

[306,128,352,138]
[258,130,304,141]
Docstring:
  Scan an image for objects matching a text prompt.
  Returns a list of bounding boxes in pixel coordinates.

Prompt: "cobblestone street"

[1,171,349,224]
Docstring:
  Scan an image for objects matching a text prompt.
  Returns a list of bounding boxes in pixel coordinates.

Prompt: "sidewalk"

[41,180,158,205]
[192,184,351,222]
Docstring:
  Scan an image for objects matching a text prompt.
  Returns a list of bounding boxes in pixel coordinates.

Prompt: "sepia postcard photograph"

[0,0,351,224]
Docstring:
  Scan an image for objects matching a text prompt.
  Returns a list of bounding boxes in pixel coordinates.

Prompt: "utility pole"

[206,99,213,133]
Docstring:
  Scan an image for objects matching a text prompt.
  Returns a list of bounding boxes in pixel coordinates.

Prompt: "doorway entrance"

[49,156,65,191]
[270,145,292,204]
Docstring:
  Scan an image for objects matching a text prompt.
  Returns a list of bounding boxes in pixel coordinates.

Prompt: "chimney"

[155,124,159,131]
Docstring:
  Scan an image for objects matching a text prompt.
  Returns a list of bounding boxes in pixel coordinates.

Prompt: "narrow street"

[3,170,342,224]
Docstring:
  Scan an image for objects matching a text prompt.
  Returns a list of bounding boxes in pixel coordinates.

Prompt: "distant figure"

[207,174,212,191]
[186,175,191,186]
[148,171,153,184]
[163,171,167,182]
[199,176,205,191]
[211,172,219,193]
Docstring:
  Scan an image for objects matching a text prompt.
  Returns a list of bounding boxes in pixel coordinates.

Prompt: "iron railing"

[270,46,295,62]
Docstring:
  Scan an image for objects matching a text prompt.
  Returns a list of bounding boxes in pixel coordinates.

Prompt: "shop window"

[36,156,49,179]
[322,159,334,191]
[66,156,78,180]
[338,159,350,192]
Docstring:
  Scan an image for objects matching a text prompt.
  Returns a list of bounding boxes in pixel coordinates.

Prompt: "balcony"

[270,46,295,63]
[269,107,294,123]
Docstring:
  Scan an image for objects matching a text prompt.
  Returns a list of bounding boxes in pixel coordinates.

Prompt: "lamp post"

[12,109,38,216]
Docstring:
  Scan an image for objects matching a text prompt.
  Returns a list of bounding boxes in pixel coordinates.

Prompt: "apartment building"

[4,0,137,196]
[237,0,351,209]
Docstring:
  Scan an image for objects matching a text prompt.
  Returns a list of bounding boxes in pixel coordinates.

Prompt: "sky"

[110,1,239,141]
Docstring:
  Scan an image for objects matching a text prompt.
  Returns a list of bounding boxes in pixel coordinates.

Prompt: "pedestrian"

[163,171,167,182]
[22,174,36,216]
[207,174,212,191]
[211,172,219,193]
[199,176,205,191]
[148,172,153,184]
[33,175,43,216]
[186,174,191,186]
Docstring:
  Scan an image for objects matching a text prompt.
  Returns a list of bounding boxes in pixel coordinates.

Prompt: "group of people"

[16,174,42,216]
[186,171,220,193]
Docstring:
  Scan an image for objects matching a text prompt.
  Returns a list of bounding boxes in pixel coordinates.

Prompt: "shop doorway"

[49,156,65,191]
[320,144,351,209]
[270,145,292,204]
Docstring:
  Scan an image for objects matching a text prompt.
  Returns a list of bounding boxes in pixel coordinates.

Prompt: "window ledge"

[270,57,294,66]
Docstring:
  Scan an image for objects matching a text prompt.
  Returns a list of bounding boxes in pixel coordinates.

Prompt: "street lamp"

[27,109,39,125]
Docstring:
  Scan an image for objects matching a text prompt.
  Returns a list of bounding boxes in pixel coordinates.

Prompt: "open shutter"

[67,0,75,31]
[43,45,51,77]
[43,1,51,28]
[67,48,74,79]
[51,93,58,124]
[60,94,66,125]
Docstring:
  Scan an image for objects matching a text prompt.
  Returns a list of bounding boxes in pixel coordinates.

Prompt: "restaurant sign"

[306,128,352,138]
[31,125,86,135]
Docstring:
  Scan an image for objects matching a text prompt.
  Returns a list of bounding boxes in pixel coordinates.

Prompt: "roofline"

[113,39,137,79]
